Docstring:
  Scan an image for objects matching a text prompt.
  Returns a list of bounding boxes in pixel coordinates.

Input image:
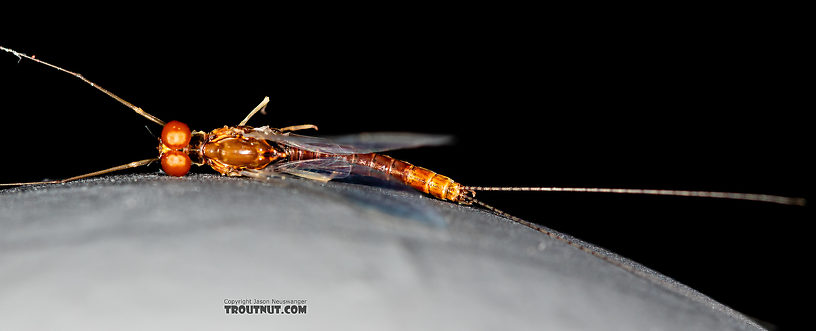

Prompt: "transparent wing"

[242,158,354,182]
[240,159,447,227]
[327,132,454,153]
[247,132,355,154]
[275,158,354,181]
[245,127,453,154]
[243,157,413,189]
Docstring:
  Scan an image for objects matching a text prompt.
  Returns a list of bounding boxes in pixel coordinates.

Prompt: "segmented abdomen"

[288,148,465,202]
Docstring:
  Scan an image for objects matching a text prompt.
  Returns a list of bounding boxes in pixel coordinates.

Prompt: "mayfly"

[0,45,805,227]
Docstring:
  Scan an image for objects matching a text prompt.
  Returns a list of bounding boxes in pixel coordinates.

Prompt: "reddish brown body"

[289,149,466,202]
[199,127,282,175]
[177,125,470,203]
[178,126,283,176]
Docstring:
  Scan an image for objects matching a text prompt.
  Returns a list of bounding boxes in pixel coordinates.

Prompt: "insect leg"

[0,159,157,187]
[279,124,319,133]
[235,96,317,132]
[238,96,270,126]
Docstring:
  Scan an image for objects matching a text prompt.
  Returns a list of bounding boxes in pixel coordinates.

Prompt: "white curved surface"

[0,174,764,330]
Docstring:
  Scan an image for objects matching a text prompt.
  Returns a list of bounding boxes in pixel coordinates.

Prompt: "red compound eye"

[160,150,192,177]
[161,120,191,149]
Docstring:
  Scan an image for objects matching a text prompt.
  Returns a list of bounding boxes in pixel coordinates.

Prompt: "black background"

[1,8,809,329]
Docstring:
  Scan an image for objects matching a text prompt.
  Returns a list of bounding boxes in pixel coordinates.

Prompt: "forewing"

[274,158,354,181]
[241,159,446,227]
[242,158,353,183]
[326,132,454,153]
[245,127,453,154]
[245,127,354,154]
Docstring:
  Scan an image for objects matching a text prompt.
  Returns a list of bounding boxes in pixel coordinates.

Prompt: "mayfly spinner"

[0,46,805,223]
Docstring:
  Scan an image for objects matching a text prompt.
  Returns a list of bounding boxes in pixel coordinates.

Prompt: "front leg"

[279,124,318,133]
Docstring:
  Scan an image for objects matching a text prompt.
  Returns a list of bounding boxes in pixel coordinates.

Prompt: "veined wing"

[242,158,354,182]
[242,157,410,190]
[327,132,454,153]
[245,126,453,154]
[240,158,446,227]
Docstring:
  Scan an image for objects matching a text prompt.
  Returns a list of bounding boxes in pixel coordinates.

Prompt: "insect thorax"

[200,126,285,176]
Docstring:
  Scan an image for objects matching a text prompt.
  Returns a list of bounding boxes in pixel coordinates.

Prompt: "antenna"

[0,159,158,187]
[1,45,166,126]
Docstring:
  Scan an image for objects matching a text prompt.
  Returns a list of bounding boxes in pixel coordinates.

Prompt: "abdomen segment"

[289,149,466,202]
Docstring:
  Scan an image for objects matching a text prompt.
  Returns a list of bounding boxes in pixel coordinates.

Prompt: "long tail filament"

[464,186,805,206]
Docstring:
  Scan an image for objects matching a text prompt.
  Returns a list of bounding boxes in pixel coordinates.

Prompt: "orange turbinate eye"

[161,120,191,149]
[161,150,192,177]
